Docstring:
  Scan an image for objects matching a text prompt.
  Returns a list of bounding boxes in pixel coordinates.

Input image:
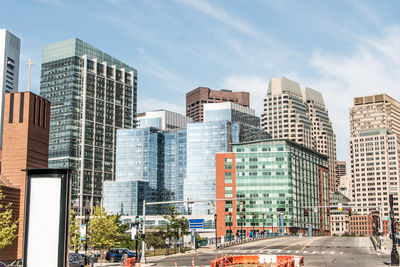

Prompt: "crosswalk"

[219,248,345,255]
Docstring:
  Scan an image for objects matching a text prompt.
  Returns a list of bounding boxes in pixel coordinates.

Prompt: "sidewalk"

[378,236,394,255]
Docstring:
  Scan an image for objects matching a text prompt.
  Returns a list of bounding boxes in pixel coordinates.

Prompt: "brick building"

[0,91,50,259]
[349,213,389,236]
[186,87,249,122]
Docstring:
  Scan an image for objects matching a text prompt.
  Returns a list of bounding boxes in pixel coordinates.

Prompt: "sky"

[2,0,400,163]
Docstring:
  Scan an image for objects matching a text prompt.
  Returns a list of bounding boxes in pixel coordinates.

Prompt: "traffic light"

[327,208,330,217]
[348,208,352,217]
[304,208,309,217]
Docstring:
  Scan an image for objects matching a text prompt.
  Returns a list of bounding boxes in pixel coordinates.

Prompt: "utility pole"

[271,214,274,236]
[252,213,255,239]
[262,213,265,237]
[140,200,146,264]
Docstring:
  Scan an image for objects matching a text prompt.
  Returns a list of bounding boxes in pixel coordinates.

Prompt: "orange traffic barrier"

[123,257,136,266]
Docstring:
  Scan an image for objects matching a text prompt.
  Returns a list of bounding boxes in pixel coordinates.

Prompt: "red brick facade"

[0,92,50,260]
[186,87,249,122]
[349,214,389,236]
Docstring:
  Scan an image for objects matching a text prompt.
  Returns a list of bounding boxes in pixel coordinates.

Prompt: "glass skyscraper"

[40,38,137,214]
[185,103,271,215]
[103,127,187,216]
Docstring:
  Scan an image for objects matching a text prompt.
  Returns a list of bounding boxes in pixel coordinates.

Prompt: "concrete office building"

[330,191,351,236]
[185,103,271,215]
[137,110,192,131]
[0,92,50,259]
[0,30,20,148]
[335,160,347,191]
[215,140,330,239]
[349,94,400,220]
[261,77,337,191]
[186,87,249,122]
[40,38,137,214]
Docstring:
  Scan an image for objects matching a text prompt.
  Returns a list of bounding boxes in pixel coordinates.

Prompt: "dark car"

[106,248,136,262]
[0,262,6,267]
[68,253,85,267]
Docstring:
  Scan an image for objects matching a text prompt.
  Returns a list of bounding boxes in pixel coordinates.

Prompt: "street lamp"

[229,212,232,242]
[252,213,255,239]
[240,212,244,241]
[84,210,90,265]
[262,213,265,237]
[134,215,139,261]
[271,214,274,236]
[390,194,399,266]
[214,213,218,249]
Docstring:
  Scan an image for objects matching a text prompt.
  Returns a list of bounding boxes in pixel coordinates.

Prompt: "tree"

[114,214,136,250]
[163,206,190,252]
[87,207,120,266]
[69,209,82,250]
[0,185,19,249]
[146,226,166,255]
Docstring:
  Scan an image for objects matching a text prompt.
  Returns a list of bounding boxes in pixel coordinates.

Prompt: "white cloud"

[304,26,400,161]
[220,74,267,117]
[137,96,185,115]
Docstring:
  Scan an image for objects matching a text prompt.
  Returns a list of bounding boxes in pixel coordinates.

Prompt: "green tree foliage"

[162,206,189,248]
[87,206,120,264]
[114,214,136,250]
[0,185,19,249]
[146,226,166,255]
[69,209,82,250]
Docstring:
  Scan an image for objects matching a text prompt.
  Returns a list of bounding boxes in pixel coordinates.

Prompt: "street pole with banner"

[23,169,74,267]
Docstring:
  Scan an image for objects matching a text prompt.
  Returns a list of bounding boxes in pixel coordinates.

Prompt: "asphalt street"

[145,236,392,267]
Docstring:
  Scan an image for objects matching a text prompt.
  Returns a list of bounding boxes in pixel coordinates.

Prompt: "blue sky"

[2,0,400,163]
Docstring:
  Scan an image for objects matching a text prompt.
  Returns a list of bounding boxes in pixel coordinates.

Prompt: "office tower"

[104,110,188,216]
[0,92,50,259]
[349,94,400,220]
[186,87,249,122]
[40,38,137,214]
[215,140,330,239]
[137,109,192,131]
[0,30,20,148]
[185,103,271,215]
[262,77,337,191]
[335,161,347,190]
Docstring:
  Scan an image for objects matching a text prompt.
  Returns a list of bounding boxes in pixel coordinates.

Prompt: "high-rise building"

[215,140,330,239]
[0,30,20,148]
[0,91,50,259]
[137,109,192,131]
[261,77,337,191]
[349,94,400,220]
[40,38,137,214]
[186,87,249,122]
[104,110,189,216]
[185,103,271,215]
[335,161,347,190]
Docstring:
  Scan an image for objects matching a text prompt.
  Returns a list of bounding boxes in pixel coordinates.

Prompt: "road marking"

[295,250,299,253]
[330,251,334,254]
[339,252,343,254]
[321,251,325,254]
[312,251,316,254]
[301,237,318,251]
[287,250,291,253]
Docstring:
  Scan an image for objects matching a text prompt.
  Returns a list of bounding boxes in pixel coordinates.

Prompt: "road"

[146,236,391,266]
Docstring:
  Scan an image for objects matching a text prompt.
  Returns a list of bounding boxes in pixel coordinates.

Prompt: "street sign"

[189,219,204,229]
[165,238,170,245]
[131,227,137,240]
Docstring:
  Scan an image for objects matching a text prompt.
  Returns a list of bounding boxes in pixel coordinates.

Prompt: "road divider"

[210,254,304,267]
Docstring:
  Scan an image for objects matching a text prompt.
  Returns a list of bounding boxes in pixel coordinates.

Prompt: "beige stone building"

[349,94,400,220]
[261,77,337,191]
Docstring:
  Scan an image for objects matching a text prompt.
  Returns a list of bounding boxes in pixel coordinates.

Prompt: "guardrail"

[216,234,294,249]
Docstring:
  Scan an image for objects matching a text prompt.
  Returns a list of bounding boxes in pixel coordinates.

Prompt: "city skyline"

[2,0,400,164]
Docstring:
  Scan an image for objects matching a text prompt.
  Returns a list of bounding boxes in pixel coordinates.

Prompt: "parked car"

[0,262,6,267]
[68,253,85,267]
[106,248,136,262]
[7,259,22,266]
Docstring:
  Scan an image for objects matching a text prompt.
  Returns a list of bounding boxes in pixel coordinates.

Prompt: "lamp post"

[252,213,255,239]
[229,212,232,242]
[84,210,90,265]
[240,212,244,241]
[135,215,139,261]
[271,214,274,236]
[214,213,218,249]
[262,213,265,237]
[390,194,399,266]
